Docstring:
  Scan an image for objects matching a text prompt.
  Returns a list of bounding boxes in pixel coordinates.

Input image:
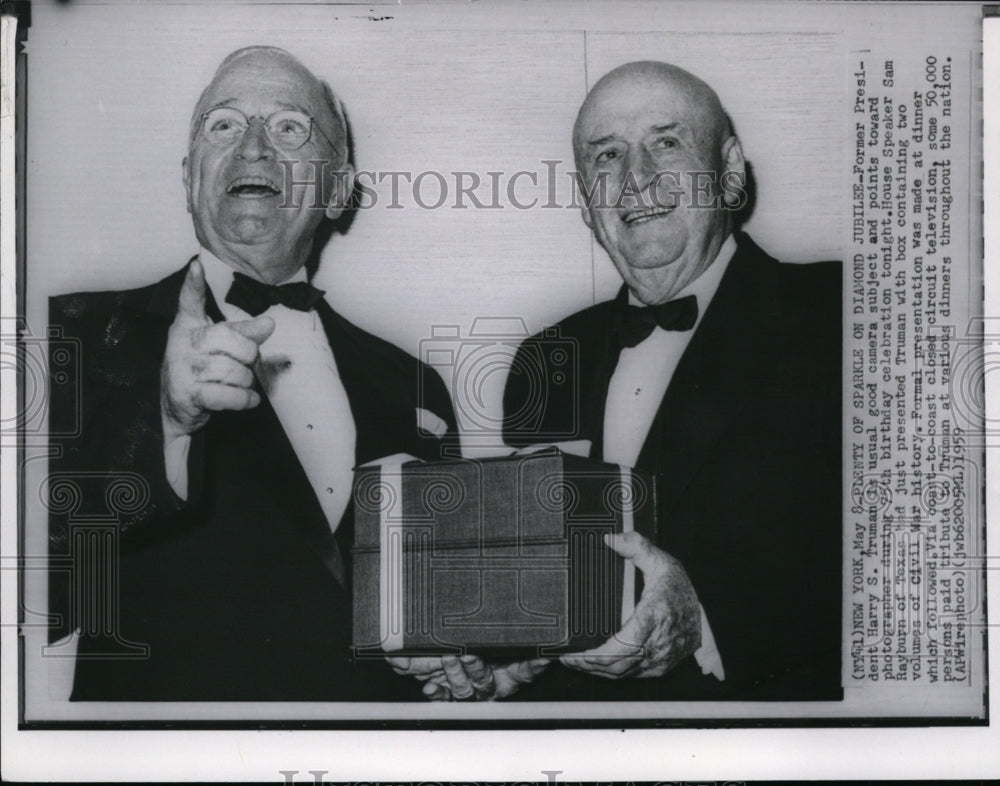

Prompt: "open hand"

[559,532,701,679]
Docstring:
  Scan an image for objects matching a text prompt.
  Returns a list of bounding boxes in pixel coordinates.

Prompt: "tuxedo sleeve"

[47,293,198,640]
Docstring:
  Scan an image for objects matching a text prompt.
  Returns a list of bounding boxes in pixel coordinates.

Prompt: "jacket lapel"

[573,297,626,458]
[145,260,333,538]
[313,299,431,466]
[635,234,786,514]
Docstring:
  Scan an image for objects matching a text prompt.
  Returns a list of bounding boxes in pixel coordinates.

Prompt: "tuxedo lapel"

[545,298,622,458]
[144,260,334,542]
[313,299,431,465]
[636,234,787,513]
[577,305,622,458]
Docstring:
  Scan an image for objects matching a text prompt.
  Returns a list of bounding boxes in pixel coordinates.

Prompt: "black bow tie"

[225,272,325,316]
[614,292,699,349]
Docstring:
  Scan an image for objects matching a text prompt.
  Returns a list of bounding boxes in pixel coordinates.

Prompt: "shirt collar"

[626,233,738,310]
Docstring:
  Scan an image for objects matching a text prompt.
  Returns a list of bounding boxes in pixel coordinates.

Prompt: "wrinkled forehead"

[574,66,726,149]
[198,52,326,116]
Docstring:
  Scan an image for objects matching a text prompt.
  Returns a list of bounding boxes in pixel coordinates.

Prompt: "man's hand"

[160,260,275,442]
[387,654,550,701]
[560,532,701,679]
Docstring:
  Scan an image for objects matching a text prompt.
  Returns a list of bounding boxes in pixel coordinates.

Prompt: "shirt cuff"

[164,434,191,501]
[694,604,726,681]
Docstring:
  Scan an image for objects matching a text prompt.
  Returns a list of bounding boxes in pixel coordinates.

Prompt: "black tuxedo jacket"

[48,261,456,701]
[504,233,842,701]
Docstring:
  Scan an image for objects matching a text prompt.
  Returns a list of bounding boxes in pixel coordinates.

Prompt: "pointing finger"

[177,260,209,323]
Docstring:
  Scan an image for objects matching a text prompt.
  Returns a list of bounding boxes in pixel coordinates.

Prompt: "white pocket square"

[416,407,448,438]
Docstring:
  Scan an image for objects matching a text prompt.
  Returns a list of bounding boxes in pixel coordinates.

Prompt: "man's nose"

[234,118,275,162]
[626,146,658,191]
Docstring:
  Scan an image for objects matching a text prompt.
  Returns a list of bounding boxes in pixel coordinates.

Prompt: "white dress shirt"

[602,234,738,681]
[164,249,357,534]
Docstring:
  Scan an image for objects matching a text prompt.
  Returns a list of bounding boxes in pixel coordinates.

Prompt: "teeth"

[227,176,280,194]
[623,206,674,224]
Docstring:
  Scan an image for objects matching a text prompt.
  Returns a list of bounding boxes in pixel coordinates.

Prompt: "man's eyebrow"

[650,122,681,134]
[276,100,309,113]
[585,134,618,148]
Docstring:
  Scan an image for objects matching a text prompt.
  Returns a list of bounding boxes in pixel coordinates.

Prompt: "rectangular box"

[352,449,656,656]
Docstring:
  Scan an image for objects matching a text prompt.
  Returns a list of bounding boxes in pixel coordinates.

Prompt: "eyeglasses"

[199,106,339,153]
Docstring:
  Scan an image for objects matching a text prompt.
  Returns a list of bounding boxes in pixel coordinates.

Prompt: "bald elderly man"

[509,61,842,701]
[404,61,841,703]
[47,47,455,701]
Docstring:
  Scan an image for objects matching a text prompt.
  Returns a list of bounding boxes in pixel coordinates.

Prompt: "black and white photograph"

[1,0,996,781]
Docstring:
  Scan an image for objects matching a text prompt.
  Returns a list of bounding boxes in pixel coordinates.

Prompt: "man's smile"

[622,205,675,225]
[226,175,282,198]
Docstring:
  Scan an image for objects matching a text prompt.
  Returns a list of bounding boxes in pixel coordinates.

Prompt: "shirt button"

[307,424,314,430]
[326,487,334,494]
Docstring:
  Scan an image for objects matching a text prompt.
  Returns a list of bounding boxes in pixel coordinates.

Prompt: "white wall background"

[25,2,844,447]
[28,3,842,330]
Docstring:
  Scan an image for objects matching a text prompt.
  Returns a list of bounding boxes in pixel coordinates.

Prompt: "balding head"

[183,46,355,283]
[574,61,731,170]
[573,61,745,305]
[189,46,348,162]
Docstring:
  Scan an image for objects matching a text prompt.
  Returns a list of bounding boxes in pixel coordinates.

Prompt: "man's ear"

[720,136,746,206]
[325,163,356,221]
[182,157,193,215]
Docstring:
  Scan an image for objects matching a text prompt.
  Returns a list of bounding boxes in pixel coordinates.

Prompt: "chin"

[617,234,685,266]
[219,216,282,244]
[620,248,683,270]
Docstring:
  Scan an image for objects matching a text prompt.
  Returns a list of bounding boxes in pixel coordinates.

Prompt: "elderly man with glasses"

[47,46,455,701]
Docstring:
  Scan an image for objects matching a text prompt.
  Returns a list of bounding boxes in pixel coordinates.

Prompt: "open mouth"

[227,176,281,199]
[622,206,675,225]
